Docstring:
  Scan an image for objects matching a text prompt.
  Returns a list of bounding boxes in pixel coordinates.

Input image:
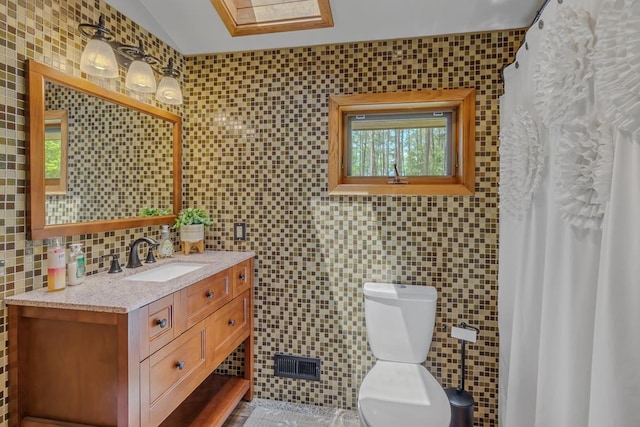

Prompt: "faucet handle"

[101,254,123,274]
[145,244,158,264]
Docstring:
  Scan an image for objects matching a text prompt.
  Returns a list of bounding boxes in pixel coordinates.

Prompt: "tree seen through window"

[45,125,62,180]
[346,112,453,178]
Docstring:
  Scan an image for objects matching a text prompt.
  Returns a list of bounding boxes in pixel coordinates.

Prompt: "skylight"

[211,0,333,36]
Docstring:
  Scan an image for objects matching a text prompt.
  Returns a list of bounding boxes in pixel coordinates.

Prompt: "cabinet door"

[206,290,251,369]
[233,259,253,298]
[181,269,232,330]
[140,319,208,427]
[139,294,176,360]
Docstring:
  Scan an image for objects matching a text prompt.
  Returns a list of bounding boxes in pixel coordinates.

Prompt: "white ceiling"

[103,0,543,55]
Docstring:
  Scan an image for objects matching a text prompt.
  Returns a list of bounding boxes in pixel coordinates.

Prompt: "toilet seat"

[358,361,451,427]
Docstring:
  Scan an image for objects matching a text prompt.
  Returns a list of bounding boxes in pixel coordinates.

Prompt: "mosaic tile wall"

[0,0,525,424]
[0,0,183,424]
[185,30,524,425]
[44,82,174,224]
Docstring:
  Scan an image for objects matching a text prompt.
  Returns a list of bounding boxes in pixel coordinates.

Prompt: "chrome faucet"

[126,237,158,268]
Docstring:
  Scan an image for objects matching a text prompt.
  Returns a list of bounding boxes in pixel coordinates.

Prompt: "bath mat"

[244,405,359,426]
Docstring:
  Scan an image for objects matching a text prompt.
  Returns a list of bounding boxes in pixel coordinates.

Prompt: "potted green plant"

[173,208,212,250]
[139,207,172,217]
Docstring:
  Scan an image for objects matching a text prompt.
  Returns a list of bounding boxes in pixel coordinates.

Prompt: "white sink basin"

[124,263,205,282]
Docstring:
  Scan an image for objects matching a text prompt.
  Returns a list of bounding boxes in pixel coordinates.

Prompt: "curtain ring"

[538,20,544,29]
[515,61,520,69]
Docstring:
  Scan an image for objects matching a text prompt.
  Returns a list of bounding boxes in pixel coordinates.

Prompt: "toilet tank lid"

[363,282,437,301]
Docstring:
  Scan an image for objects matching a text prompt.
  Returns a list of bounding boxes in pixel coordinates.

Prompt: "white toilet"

[358,282,451,427]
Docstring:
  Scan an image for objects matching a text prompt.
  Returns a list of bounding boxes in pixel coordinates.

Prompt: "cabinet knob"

[228,319,236,326]
[155,318,168,328]
[205,291,215,299]
[239,273,246,281]
[175,361,186,370]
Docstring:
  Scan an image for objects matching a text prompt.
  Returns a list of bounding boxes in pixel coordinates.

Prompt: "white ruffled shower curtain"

[499,0,640,426]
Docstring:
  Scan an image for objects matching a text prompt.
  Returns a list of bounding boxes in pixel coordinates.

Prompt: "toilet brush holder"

[444,322,480,427]
[445,387,474,427]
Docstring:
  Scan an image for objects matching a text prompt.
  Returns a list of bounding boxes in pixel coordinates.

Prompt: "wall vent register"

[274,353,321,381]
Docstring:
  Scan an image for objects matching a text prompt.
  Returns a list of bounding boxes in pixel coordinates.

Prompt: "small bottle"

[158,225,174,258]
[47,237,66,292]
[68,243,86,286]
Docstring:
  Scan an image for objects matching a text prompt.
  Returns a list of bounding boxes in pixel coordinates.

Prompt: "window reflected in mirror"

[44,110,68,194]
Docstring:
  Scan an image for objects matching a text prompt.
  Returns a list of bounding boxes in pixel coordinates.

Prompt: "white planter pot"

[180,224,204,243]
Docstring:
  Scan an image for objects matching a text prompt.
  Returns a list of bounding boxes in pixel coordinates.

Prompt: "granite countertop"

[4,251,255,314]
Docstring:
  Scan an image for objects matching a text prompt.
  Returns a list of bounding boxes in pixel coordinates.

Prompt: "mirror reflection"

[43,80,174,225]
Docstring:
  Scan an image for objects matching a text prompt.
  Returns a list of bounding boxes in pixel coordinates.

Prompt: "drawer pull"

[205,291,215,299]
[228,319,236,326]
[155,318,168,328]
[175,361,186,370]
[239,273,246,281]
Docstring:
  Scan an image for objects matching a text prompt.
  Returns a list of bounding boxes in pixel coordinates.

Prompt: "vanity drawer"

[233,259,253,298]
[139,294,176,361]
[207,290,251,368]
[140,319,207,427]
[182,269,232,329]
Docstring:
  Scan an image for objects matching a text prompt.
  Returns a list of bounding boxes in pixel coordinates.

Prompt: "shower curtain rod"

[529,0,553,27]
[499,0,553,82]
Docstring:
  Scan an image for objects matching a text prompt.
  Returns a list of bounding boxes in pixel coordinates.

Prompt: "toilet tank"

[363,282,437,363]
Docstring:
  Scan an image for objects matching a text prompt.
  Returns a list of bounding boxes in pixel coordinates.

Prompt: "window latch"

[388,163,409,185]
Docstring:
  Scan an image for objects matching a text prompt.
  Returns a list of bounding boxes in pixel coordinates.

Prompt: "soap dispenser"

[67,243,86,285]
[46,237,66,292]
[158,225,174,258]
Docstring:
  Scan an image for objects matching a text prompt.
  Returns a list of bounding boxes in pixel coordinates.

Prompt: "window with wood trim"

[211,0,333,37]
[328,89,476,196]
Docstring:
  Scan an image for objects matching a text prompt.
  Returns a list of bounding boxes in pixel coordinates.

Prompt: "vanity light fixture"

[78,15,119,78]
[78,15,183,104]
[156,59,183,105]
[126,59,157,92]
[121,41,158,93]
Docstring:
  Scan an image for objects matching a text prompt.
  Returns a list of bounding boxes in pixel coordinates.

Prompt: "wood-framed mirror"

[27,60,182,240]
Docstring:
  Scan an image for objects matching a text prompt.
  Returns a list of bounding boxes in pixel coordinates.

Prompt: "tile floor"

[223,401,254,426]
[222,399,360,426]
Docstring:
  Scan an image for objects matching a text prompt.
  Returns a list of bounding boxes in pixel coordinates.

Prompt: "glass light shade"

[155,75,183,105]
[80,39,119,78]
[125,60,157,93]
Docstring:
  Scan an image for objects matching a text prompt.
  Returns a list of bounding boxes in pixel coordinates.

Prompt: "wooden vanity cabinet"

[207,290,251,369]
[9,258,254,427]
[232,259,252,297]
[140,320,208,427]
[139,294,180,360]
[181,269,232,330]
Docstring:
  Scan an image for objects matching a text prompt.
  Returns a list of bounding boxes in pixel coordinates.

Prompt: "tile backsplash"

[0,0,524,424]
